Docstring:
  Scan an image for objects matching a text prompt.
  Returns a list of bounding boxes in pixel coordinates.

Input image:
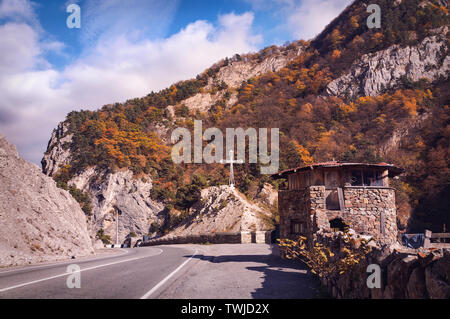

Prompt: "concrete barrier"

[104,244,124,249]
[140,231,272,247]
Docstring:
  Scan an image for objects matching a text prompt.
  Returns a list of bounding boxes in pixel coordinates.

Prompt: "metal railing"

[424,229,450,248]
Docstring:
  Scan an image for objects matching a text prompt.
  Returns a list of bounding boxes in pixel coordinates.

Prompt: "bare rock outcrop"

[180,90,226,113]
[41,124,167,244]
[212,49,303,89]
[326,29,449,98]
[0,135,94,267]
[68,167,165,242]
[168,185,273,237]
[41,122,73,176]
[170,44,304,113]
[255,183,278,207]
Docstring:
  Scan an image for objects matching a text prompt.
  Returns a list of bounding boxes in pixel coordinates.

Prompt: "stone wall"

[278,189,314,241]
[140,231,272,246]
[342,188,397,244]
[317,233,450,299]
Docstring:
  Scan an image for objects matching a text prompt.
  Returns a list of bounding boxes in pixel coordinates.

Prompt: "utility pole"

[116,210,119,246]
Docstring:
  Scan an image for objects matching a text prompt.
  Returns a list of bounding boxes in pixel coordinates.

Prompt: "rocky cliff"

[167,44,304,114]
[213,46,303,89]
[326,27,449,98]
[0,135,94,267]
[68,167,165,243]
[167,185,273,237]
[41,122,73,177]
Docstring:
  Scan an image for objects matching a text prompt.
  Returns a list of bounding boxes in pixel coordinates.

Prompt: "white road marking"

[140,249,198,299]
[0,249,130,275]
[0,248,163,293]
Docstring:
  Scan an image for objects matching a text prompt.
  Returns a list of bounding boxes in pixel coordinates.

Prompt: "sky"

[0,0,352,165]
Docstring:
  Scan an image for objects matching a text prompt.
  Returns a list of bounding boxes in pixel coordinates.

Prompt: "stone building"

[273,162,403,245]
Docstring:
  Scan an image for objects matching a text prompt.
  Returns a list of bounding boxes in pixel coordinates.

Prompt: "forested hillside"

[43,0,449,233]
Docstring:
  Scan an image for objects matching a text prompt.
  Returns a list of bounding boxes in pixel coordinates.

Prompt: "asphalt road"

[0,244,320,299]
[158,244,320,299]
[0,246,197,299]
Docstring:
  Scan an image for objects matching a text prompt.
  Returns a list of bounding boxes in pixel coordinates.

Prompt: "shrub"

[278,232,372,278]
[68,186,93,215]
[149,221,162,234]
[96,229,111,244]
[150,186,172,202]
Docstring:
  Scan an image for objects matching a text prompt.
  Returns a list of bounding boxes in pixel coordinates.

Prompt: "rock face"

[178,90,226,113]
[168,186,273,237]
[255,183,278,207]
[326,29,450,98]
[0,135,94,267]
[68,167,165,242]
[379,112,430,157]
[168,44,304,113]
[212,48,303,89]
[41,122,72,177]
[41,124,166,243]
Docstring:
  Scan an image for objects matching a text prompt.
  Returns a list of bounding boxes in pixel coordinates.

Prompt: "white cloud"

[58,11,261,108]
[245,0,352,41]
[0,4,262,165]
[0,0,35,20]
[0,23,40,73]
[286,0,352,40]
[0,0,40,29]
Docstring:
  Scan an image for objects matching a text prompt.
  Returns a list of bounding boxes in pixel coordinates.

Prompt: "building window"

[291,220,305,235]
[350,170,363,186]
[350,169,384,186]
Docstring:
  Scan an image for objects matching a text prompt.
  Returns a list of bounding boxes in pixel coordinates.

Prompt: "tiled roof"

[272,162,403,178]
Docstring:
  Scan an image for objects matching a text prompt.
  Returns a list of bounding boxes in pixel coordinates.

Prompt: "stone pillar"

[255,231,266,244]
[241,231,251,243]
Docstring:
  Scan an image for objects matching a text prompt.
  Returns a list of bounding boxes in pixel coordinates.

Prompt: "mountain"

[42,0,449,240]
[0,135,93,267]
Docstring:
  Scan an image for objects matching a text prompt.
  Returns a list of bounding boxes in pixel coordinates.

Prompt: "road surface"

[0,244,320,299]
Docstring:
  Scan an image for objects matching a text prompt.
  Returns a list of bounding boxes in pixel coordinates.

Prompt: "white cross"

[220,150,243,189]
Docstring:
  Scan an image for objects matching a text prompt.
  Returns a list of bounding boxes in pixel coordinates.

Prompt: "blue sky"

[34,0,296,69]
[0,0,352,164]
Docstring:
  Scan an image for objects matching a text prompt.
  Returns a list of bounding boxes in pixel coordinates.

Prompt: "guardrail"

[424,229,450,248]
[104,244,129,248]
